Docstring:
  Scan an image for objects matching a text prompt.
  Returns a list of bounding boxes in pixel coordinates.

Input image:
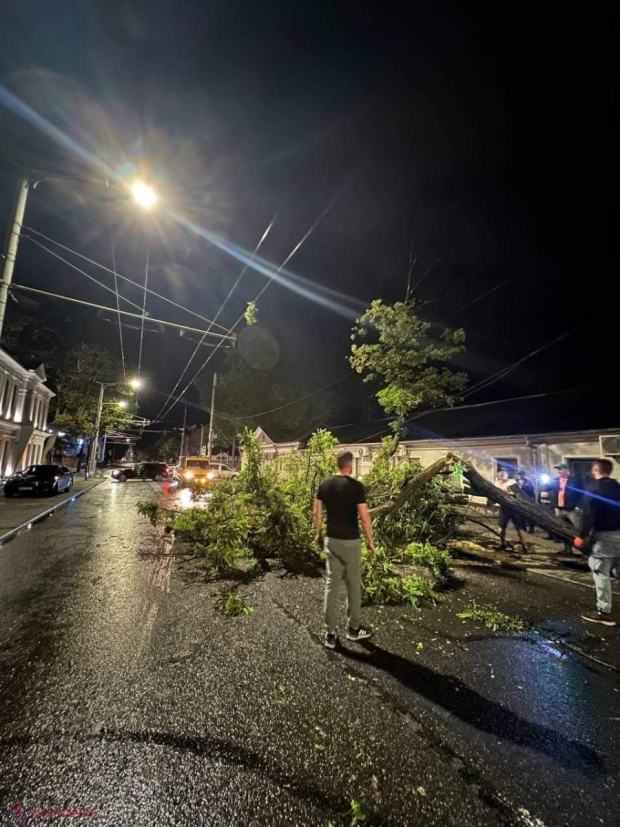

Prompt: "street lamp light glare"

[131,181,157,209]
[118,400,128,409]
[129,378,142,389]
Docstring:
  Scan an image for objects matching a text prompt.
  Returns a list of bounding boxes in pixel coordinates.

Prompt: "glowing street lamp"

[131,181,158,209]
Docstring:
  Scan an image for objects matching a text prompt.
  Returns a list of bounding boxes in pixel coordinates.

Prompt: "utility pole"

[180,403,187,457]
[207,372,217,462]
[89,382,106,477]
[0,177,30,339]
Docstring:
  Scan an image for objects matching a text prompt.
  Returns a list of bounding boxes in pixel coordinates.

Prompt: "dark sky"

[0,1,615,434]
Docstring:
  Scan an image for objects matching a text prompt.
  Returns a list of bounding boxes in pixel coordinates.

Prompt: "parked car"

[4,464,73,498]
[111,462,169,483]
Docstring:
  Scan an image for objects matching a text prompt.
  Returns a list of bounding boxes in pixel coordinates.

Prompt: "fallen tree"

[370,452,579,546]
[455,456,579,545]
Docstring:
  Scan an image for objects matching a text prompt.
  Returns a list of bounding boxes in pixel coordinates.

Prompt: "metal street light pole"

[0,177,30,339]
[180,403,187,457]
[89,382,106,477]
[89,380,140,477]
[207,372,217,462]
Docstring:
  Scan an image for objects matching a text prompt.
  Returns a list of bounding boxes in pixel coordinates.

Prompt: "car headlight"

[185,471,194,480]
[207,470,215,480]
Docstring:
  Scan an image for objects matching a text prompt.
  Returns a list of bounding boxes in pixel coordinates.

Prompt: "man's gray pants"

[588,530,620,614]
[323,538,362,632]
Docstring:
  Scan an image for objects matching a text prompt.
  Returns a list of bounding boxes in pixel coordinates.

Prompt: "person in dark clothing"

[547,463,582,551]
[574,459,620,626]
[516,470,536,533]
[495,470,529,551]
[313,451,375,649]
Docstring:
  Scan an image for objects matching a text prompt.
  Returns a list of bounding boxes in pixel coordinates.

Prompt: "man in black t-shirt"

[313,451,376,649]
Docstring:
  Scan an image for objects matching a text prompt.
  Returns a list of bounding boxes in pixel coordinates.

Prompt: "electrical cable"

[439,271,523,322]
[459,321,588,399]
[10,283,236,339]
[233,372,353,419]
[157,194,343,421]
[411,255,441,295]
[23,235,144,312]
[23,225,235,335]
[354,321,589,443]
[153,216,276,421]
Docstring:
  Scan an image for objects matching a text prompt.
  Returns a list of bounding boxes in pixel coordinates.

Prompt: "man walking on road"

[575,459,620,627]
[314,451,375,649]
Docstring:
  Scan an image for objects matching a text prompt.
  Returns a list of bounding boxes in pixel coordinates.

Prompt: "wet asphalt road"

[0,482,619,826]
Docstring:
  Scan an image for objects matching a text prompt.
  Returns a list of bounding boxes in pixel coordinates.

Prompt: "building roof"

[257,391,620,447]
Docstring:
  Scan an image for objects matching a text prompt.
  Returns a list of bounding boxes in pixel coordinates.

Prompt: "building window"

[495,457,519,478]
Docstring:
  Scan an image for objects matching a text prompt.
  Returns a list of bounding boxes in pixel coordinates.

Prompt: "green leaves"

[350,299,467,421]
[244,301,258,326]
[217,593,254,616]
[457,601,527,632]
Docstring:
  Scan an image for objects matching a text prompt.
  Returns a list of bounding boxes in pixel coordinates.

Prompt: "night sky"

[0,2,615,436]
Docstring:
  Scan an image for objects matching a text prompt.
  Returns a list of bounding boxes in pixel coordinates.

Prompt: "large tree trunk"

[369,452,579,546]
[453,456,578,544]
[369,456,453,517]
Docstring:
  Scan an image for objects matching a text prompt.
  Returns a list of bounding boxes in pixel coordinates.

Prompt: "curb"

[0,479,105,545]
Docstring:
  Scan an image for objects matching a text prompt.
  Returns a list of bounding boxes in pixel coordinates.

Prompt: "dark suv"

[111,462,168,483]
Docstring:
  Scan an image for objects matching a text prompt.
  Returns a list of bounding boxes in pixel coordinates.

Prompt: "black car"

[111,462,168,483]
[4,464,74,498]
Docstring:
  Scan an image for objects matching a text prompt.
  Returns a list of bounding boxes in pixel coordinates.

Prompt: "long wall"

[255,427,620,488]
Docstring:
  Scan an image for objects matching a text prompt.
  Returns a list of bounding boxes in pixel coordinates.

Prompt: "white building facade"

[253,426,620,486]
[0,348,55,478]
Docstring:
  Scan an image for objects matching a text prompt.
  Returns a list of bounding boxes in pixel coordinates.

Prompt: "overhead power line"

[23,225,235,335]
[154,216,276,421]
[439,271,524,322]
[10,283,236,339]
[356,321,589,443]
[157,192,345,422]
[24,235,143,312]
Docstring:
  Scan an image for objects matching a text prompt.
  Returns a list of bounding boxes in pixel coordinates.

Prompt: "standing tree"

[53,343,133,436]
[350,299,467,435]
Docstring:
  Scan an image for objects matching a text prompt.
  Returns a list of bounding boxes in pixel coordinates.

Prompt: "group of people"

[313,453,620,650]
[495,464,580,550]
[495,460,620,626]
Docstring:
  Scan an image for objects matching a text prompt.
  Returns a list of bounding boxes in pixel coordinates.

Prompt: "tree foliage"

[350,299,467,432]
[363,439,461,547]
[52,343,133,436]
[138,428,458,614]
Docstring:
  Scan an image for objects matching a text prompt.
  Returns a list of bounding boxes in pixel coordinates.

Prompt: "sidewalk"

[0,477,105,542]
